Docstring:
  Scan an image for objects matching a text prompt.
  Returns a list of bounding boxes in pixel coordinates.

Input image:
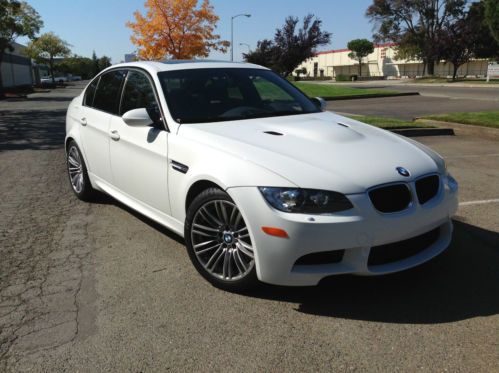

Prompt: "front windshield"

[158,68,320,124]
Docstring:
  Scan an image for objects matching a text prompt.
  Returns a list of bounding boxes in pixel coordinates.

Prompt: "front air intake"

[368,227,440,266]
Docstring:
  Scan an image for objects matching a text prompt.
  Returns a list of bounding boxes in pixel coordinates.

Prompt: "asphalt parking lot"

[328,83,499,119]
[0,83,498,372]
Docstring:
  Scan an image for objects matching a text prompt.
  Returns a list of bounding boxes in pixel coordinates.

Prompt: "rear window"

[83,78,99,107]
[93,70,127,114]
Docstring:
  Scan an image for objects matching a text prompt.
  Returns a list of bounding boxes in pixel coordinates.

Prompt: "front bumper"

[227,176,458,286]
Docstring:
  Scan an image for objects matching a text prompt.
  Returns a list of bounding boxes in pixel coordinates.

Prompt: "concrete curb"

[323,92,420,101]
[415,119,499,141]
[388,127,455,137]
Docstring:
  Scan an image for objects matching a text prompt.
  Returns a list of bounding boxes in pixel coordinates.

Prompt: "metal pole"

[231,16,234,62]
[230,14,250,62]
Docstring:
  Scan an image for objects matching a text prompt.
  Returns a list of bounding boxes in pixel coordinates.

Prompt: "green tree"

[366,0,467,76]
[484,0,499,44]
[441,1,499,80]
[98,55,111,71]
[0,0,42,97]
[244,14,331,77]
[347,39,374,76]
[26,32,71,84]
[91,51,99,77]
[55,55,94,79]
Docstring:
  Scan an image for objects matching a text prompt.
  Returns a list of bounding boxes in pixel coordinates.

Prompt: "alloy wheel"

[67,146,84,194]
[190,200,254,281]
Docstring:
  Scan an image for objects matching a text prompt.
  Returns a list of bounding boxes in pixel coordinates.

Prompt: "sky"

[20,0,375,63]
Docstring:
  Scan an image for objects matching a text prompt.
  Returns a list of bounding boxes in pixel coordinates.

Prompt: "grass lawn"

[293,82,400,98]
[346,115,434,129]
[422,111,499,129]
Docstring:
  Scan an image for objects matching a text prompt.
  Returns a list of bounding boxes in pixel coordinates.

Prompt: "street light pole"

[231,14,251,62]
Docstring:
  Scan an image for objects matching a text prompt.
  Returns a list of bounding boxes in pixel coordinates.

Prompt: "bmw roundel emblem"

[396,167,410,177]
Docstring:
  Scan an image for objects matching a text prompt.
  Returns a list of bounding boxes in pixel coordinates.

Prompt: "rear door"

[80,70,127,182]
[109,69,170,214]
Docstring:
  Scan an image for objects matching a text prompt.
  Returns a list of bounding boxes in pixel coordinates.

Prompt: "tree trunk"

[49,56,55,84]
[427,57,435,76]
[0,51,5,99]
[358,58,362,77]
[452,63,459,81]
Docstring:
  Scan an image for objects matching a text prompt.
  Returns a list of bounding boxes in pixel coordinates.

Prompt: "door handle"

[109,130,120,141]
[80,117,87,126]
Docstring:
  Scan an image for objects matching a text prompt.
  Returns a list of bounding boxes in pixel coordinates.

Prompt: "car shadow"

[243,220,499,324]
[87,191,499,325]
[0,110,66,151]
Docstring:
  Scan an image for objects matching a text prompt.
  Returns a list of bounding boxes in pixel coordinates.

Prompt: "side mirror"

[311,97,327,111]
[122,108,153,127]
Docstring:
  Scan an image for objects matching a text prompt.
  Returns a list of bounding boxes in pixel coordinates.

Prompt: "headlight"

[258,187,353,214]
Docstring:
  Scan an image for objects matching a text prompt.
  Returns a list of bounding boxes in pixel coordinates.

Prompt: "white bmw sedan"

[66,61,458,291]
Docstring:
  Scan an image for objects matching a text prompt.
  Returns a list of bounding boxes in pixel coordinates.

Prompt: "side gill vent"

[263,131,283,136]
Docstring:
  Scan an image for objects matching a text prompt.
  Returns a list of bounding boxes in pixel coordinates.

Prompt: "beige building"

[298,43,490,79]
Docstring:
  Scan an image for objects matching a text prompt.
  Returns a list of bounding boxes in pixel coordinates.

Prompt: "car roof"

[107,60,269,75]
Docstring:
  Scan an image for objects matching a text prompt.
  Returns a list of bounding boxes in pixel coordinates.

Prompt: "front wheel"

[185,188,258,292]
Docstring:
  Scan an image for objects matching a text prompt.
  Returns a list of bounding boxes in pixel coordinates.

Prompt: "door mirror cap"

[311,97,327,111]
[122,108,153,127]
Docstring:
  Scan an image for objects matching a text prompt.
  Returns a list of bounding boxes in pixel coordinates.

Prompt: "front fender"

[167,134,296,224]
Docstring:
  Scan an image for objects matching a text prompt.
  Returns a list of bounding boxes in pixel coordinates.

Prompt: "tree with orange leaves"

[127,0,229,60]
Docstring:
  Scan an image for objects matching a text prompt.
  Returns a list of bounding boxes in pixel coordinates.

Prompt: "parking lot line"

[459,198,499,207]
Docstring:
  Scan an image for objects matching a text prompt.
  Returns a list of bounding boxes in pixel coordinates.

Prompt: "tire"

[185,188,258,292]
[66,140,97,201]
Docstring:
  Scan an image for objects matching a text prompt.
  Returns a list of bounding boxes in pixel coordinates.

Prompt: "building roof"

[314,42,397,56]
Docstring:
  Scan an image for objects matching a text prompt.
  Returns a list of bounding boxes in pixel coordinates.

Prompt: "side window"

[83,78,99,107]
[93,70,127,114]
[120,71,158,115]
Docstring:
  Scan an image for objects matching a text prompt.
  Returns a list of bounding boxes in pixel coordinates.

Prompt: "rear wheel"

[66,140,96,201]
[185,188,258,292]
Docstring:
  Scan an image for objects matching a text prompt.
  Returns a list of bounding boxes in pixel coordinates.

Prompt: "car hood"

[178,111,441,194]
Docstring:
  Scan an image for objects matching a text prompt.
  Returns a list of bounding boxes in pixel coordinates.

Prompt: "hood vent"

[337,122,349,128]
[263,131,283,136]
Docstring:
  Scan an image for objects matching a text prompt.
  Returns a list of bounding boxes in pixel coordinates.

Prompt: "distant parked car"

[40,76,53,84]
[40,76,68,85]
[70,75,82,81]
[54,76,68,84]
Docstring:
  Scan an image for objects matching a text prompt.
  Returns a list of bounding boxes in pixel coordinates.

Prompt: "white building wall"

[1,42,33,88]
[297,44,489,79]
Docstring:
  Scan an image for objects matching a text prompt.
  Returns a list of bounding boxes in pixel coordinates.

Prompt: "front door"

[109,69,170,214]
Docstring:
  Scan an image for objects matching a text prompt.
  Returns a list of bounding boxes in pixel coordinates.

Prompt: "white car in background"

[65,61,458,291]
[41,76,68,85]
